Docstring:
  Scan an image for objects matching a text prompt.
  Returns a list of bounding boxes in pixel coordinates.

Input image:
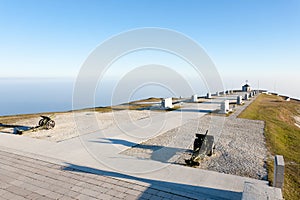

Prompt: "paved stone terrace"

[0,149,196,200]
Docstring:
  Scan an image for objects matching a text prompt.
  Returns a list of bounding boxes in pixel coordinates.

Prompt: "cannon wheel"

[39,119,46,126]
[207,144,215,156]
[45,120,55,130]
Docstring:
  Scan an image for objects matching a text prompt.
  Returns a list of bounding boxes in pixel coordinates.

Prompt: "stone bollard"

[216,91,220,96]
[206,92,211,99]
[161,98,173,109]
[273,155,284,189]
[191,94,198,102]
[237,96,243,105]
[220,100,230,114]
[244,93,249,100]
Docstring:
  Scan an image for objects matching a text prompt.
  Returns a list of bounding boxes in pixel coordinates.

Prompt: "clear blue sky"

[0,0,299,97]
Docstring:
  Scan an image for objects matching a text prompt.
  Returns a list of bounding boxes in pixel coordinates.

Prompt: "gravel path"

[122,96,268,180]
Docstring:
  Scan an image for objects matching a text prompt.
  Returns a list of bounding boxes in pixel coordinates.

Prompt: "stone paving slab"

[0,149,200,200]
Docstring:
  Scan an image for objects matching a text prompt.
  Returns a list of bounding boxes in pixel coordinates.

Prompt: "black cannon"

[16,115,55,134]
[39,115,55,130]
[185,130,215,166]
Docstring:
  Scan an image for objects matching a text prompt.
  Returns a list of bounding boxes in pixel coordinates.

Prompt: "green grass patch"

[239,94,300,200]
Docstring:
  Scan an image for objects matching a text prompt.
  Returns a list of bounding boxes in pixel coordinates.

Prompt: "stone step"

[242,182,283,200]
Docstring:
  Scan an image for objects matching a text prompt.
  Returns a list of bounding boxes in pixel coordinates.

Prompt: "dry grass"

[239,94,300,200]
[129,97,162,103]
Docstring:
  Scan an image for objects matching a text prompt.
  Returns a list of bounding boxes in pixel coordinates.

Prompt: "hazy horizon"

[1,76,299,116]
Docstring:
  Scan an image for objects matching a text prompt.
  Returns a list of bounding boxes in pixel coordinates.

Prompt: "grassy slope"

[239,94,300,200]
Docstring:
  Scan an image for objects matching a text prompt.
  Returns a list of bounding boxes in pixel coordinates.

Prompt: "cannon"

[185,130,215,166]
[16,115,55,134]
[38,115,55,130]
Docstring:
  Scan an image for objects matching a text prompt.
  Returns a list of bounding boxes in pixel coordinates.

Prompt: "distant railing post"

[273,155,284,189]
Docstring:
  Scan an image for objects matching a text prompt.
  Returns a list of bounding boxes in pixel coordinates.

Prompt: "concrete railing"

[273,155,285,189]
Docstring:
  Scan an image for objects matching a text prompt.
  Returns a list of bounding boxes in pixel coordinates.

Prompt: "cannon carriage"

[16,115,55,134]
[185,130,215,166]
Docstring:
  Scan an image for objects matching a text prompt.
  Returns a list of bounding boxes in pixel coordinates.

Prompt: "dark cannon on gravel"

[185,130,215,166]
[16,115,55,135]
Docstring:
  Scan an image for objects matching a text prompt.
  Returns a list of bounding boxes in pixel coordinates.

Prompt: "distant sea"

[0,77,189,116]
[0,78,75,116]
[1,77,298,116]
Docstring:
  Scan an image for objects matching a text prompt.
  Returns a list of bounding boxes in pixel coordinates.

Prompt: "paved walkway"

[0,148,197,200]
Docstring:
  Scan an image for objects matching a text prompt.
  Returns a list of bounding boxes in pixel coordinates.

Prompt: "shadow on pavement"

[62,163,242,200]
[174,109,213,113]
[0,123,32,134]
[90,138,189,164]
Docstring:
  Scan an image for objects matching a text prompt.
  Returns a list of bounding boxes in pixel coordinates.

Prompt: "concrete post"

[244,93,249,100]
[206,92,211,99]
[216,91,220,96]
[237,96,243,105]
[273,155,284,189]
[191,94,197,102]
[161,98,173,109]
[220,100,229,114]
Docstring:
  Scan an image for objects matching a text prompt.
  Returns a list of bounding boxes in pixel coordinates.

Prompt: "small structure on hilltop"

[242,84,251,92]
[242,80,251,92]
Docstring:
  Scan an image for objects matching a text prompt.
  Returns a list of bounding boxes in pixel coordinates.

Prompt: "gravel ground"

[122,96,268,180]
